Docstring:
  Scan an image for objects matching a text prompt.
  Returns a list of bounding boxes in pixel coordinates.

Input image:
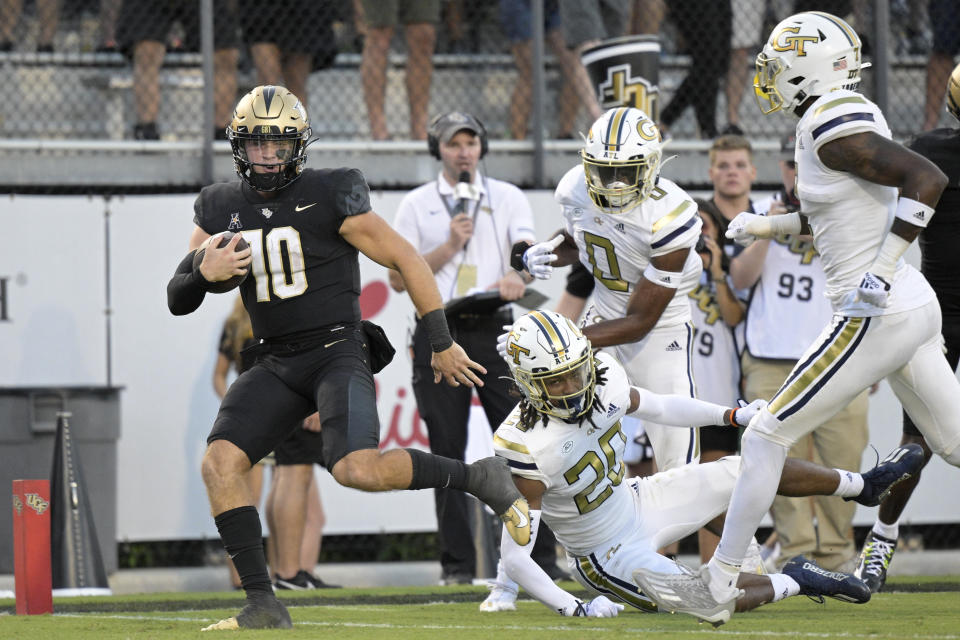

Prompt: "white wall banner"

[2,190,957,542]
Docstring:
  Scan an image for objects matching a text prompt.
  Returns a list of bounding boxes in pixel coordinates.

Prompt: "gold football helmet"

[948,62,960,123]
[227,85,312,191]
[581,107,663,214]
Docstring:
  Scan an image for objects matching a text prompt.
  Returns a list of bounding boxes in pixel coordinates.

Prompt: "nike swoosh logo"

[325,339,347,348]
[295,203,317,211]
[509,504,528,529]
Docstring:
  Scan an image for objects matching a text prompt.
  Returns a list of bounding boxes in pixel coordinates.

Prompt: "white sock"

[873,519,899,540]
[832,469,864,497]
[768,574,800,602]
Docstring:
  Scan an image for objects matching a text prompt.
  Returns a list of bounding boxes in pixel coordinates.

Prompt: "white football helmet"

[504,310,596,421]
[754,11,869,116]
[581,107,663,213]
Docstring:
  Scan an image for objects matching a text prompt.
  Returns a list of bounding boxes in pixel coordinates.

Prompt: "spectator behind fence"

[117,0,239,141]
[239,2,340,109]
[922,0,960,130]
[97,0,121,52]
[723,0,764,135]
[357,0,439,140]
[557,0,631,129]
[628,0,665,35]
[659,0,731,140]
[0,0,59,52]
[728,134,869,572]
[499,0,585,139]
[389,111,567,585]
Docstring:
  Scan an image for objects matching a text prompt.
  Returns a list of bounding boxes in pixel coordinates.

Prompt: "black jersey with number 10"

[193,168,373,339]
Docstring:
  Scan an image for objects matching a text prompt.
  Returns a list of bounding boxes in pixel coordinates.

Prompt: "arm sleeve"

[166,251,207,316]
[629,386,727,427]
[500,510,580,615]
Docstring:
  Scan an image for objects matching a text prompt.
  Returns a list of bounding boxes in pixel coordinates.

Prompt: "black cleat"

[202,593,292,631]
[275,569,341,590]
[848,444,924,507]
[465,456,531,546]
[781,556,871,604]
[854,531,897,593]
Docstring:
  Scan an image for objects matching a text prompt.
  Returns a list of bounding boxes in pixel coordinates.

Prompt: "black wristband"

[510,240,533,272]
[420,308,454,353]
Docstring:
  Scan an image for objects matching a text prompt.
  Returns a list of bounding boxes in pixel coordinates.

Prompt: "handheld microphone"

[452,171,476,215]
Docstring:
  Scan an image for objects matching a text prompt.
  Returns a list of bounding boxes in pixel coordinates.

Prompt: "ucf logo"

[25,492,49,515]
[597,64,659,120]
[772,26,819,56]
[689,284,720,325]
[12,494,23,515]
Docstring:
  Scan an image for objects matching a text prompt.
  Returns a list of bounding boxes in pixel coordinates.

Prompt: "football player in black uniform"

[166,86,530,630]
[855,62,960,592]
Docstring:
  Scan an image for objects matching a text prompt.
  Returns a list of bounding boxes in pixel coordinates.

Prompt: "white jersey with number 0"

[555,167,702,363]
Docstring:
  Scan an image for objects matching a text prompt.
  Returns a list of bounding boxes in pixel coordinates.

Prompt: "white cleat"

[632,563,741,627]
[479,580,519,612]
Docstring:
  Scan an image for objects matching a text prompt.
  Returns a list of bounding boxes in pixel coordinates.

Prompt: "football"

[192,231,251,293]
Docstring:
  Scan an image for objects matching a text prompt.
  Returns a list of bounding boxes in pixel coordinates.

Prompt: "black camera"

[695,235,708,254]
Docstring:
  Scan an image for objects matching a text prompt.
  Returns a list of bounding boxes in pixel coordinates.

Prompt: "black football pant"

[412,313,559,576]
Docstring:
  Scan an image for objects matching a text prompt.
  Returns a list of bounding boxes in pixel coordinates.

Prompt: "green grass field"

[1,576,958,640]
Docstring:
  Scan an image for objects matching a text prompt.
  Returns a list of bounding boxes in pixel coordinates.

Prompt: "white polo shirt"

[393,171,536,302]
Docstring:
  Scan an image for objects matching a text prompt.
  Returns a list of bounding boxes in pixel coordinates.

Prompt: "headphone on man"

[427,111,489,160]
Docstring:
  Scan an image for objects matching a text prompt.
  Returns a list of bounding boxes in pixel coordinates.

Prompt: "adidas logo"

[615,223,626,233]
[914,210,926,221]
[665,341,682,352]
[606,403,620,417]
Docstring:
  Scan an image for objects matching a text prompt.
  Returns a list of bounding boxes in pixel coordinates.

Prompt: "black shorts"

[118,0,239,51]
[700,424,740,455]
[274,424,325,467]
[208,323,380,470]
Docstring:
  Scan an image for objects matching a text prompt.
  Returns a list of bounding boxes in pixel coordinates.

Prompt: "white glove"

[855,271,891,308]
[724,212,769,248]
[731,398,767,427]
[496,324,513,360]
[522,235,564,279]
[582,596,625,617]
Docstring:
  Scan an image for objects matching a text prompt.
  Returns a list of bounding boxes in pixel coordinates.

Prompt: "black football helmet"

[227,85,312,192]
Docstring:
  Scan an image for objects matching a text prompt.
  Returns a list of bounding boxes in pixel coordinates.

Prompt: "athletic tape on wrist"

[643,263,683,289]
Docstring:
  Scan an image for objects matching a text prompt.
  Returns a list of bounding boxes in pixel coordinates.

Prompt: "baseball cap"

[431,111,484,144]
[780,133,796,160]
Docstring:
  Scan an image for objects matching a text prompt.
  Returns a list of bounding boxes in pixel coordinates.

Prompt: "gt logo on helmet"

[771,26,819,56]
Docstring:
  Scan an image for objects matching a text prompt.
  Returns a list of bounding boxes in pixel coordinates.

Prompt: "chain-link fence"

[1,0,955,145]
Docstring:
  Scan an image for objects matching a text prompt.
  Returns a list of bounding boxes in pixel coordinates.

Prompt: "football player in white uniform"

[635,11,960,619]
[481,310,920,625]
[515,107,703,473]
